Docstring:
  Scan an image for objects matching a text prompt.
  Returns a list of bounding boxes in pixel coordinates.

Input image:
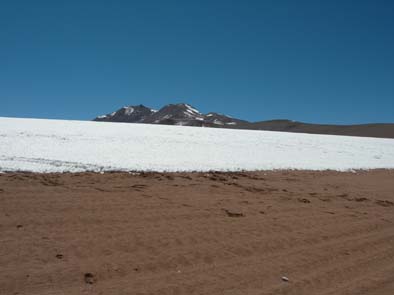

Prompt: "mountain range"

[94,103,394,139]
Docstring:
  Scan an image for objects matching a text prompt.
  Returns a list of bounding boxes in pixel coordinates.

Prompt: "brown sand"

[0,170,393,295]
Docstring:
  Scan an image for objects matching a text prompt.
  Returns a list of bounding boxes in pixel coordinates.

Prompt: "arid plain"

[1,170,393,295]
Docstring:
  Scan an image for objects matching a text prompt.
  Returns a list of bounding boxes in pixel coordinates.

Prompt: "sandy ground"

[0,170,393,295]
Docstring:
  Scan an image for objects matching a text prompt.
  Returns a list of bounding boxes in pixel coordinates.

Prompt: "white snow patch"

[184,110,203,120]
[123,107,134,115]
[213,119,224,125]
[226,122,237,125]
[97,115,107,119]
[183,111,193,117]
[0,117,394,173]
[185,104,200,114]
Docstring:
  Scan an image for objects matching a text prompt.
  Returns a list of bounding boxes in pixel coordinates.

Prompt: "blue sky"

[1,0,393,124]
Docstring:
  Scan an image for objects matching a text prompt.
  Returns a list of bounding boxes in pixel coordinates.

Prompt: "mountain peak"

[94,102,242,127]
[94,104,156,123]
[142,103,204,125]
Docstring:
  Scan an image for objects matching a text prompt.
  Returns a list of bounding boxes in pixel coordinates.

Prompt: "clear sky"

[1,0,393,124]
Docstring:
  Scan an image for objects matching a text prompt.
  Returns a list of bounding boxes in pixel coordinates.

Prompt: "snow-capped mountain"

[143,103,205,126]
[94,104,156,123]
[94,103,244,127]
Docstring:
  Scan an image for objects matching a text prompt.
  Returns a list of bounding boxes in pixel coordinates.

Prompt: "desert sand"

[1,170,393,295]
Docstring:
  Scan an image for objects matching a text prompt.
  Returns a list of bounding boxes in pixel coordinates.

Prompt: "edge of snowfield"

[1,117,394,173]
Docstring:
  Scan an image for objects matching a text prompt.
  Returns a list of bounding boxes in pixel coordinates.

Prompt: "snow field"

[1,117,394,173]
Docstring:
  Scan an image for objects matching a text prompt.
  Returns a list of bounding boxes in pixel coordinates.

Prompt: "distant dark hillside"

[249,120,394,138]
[94,103,394,139]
